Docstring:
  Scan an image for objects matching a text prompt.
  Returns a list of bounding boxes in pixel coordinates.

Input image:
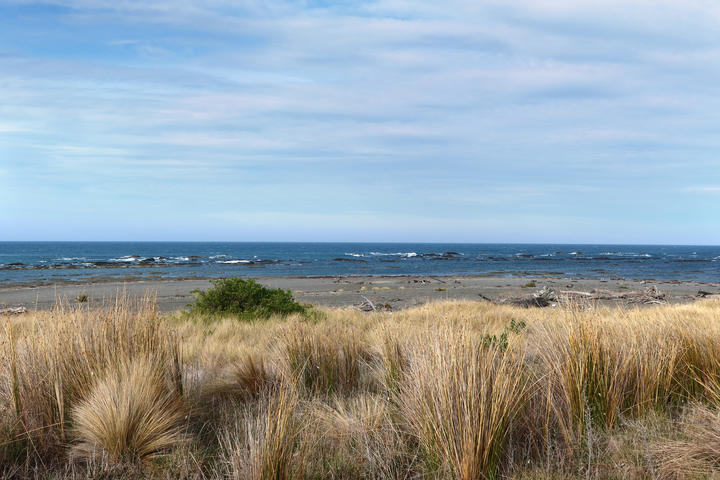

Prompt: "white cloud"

[2,0,720,240]
[684,186,720,193]
[0,122,29,133]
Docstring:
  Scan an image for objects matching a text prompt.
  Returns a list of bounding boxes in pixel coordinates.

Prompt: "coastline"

[1,275,718,312]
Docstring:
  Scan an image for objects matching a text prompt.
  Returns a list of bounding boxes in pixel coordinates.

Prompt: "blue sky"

[1,0,719,243]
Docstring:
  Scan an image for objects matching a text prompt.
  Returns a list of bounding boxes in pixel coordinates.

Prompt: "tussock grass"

[655,403,720,479]
[203,351,276,401]
[398,325,530,479]
[221,385,306,480]
[279,319,372,396]
[3,296,720,478]
[71,355,186,465]
[0,294,180,471]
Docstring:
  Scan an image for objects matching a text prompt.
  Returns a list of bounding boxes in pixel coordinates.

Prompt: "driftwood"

[0,306,28,315]
[499,285,668,308]
[696,290,720,301]
[500,286,558,308]
[357,296,377,312]
[559,286,666,305]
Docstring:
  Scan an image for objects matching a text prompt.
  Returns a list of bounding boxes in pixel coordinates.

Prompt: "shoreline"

[2,275,718,312]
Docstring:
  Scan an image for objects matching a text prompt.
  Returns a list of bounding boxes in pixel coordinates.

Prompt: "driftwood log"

[0,306,28,315]
[357,296,377,312]
[559,286,666,305]
[500,286,558,308]
[499,285,668,308]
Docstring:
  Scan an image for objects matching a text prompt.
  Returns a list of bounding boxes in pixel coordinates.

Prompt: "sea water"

[0,242,718,285]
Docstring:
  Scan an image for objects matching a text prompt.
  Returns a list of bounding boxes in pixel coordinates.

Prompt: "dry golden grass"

[70,355,186,465]
[3,297,720,478]
[398,325,530,479]
[221,384,306,480]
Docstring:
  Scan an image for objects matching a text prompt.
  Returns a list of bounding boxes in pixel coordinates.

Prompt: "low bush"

[191,278,305,319]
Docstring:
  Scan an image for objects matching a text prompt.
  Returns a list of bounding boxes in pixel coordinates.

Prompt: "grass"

[3,295,720,478]
[71,356,186,465]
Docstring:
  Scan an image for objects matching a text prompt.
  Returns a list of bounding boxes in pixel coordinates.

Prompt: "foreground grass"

[3,297,720,478]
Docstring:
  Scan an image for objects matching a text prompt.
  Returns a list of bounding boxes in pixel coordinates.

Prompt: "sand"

[1,275,718,313]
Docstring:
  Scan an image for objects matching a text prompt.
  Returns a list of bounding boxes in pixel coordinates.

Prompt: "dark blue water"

[0,242,718,285]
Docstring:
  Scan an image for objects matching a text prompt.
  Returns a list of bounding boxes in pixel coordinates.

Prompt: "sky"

[1,0,719,244]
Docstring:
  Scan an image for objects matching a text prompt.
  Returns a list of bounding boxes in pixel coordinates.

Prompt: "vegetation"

[3,296,720,478]
[190,277,305,319]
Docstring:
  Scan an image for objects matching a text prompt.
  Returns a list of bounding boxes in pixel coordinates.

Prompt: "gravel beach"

[1,275,718,312]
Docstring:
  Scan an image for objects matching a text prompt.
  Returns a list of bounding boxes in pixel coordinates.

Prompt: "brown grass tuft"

[399,325,530,479]
[70,355,186,466]
[221,384,306,480]
[279,320,372,396]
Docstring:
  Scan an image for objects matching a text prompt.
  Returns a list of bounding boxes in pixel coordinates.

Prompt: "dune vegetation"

[3,291,720,479]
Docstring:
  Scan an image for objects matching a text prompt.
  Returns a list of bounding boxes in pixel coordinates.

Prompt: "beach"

[1,275,717,312]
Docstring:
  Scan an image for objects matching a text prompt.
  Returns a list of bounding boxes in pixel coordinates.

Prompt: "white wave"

[569,251,581,255]
[172,256,190,261]
[209,254,228,259]
[345,253,366,257]
[369,252,417,257]
[598,252,653,258]
[218,259,251,264]
[110,256,138,262]
[57,257,86,261]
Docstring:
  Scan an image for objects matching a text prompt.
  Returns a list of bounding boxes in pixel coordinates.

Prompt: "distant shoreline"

[0,271,673,289]
[1,275,717,313]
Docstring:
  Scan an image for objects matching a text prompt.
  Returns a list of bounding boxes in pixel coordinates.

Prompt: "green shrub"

[191,278,305,319]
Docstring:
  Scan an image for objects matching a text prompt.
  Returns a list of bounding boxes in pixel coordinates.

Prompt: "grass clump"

[399,325,530,479]
[221,385,306,480]
[71,356,186,465]
[191,278,305,319]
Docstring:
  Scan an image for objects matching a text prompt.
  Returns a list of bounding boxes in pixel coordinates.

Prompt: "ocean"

[0,242,718,286]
